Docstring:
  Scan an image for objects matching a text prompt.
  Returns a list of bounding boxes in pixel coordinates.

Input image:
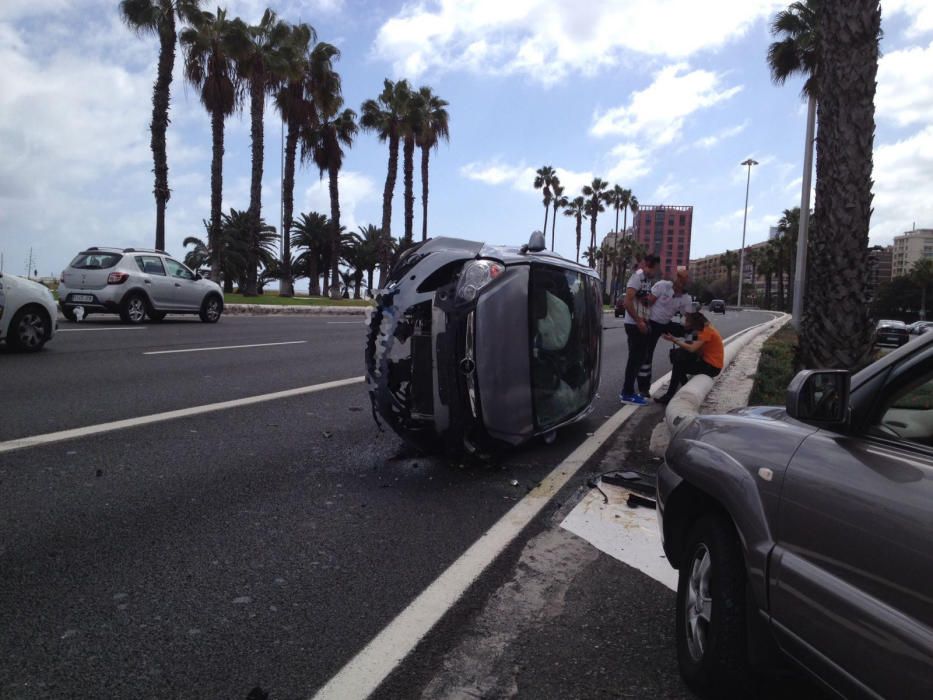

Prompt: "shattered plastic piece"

[510,479,519,487]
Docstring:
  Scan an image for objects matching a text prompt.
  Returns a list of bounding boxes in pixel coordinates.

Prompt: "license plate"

[72,294,94,302]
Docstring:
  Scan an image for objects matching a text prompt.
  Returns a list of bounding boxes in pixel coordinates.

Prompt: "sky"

[2,0,932,283]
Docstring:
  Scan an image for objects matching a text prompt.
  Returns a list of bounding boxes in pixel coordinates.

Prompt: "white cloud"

[876,41,933,127]
[374,0,782,83]
[885,0,933,37]
[871,125,933,242]
[301,171,377,233]
[460,161,528,187]
[651,174,681,202]
[605,143,650,183]
[590,64,742,145]
[694,121,749,149]
[459,161,594,195]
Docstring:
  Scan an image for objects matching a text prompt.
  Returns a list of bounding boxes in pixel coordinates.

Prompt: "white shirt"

[649,280,693,324]
[623,269,654,325]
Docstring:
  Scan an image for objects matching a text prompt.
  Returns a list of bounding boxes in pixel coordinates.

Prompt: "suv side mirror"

[786,369,851,427]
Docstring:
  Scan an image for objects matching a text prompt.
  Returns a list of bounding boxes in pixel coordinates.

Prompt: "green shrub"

[748,324,799,406]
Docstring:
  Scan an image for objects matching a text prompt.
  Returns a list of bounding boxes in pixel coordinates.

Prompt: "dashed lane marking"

[143,340,307,355]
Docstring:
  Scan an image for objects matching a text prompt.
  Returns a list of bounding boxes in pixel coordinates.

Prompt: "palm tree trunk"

[777,263,785,310]
[765,274,772,309]
[280,121,299,297]
[801,0,879,368]
[575,219,582,263]
[328,159,342,299]
[420,144,430,242]
[589,214,597,268]
[378,134,399,288]
[403,134,415,246]
[550,205,559,252]
[151,16,176,251]
[245,79,265,297]
[209,106,224,284]
[542,203,550,242]
[310,256,320,296]
[367,269,374,297]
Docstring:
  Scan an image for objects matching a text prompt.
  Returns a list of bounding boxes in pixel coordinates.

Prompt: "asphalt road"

[1,309,776,698]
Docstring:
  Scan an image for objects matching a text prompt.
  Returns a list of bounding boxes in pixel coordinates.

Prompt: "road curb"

[224,303,369,316]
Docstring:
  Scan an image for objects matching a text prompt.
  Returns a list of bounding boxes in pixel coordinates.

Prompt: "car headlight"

[455,259,504,302]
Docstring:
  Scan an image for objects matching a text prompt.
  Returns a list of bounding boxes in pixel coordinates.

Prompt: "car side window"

[868,363,933,447]
[164,259,194,280]
[135,256,166,276]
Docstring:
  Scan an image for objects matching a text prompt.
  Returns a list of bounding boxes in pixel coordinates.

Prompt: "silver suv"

[59,247,224,324]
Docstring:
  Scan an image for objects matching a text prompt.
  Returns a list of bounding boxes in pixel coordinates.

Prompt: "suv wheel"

[120,293,148,324]
[8,306,51,352]
[199,295,223,323]
[676,514,752,698]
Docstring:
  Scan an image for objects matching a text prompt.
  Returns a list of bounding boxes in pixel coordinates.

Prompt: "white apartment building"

[892,228,933,277]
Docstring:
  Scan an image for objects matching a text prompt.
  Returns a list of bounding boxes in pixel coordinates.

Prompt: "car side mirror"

[786,369,851,427]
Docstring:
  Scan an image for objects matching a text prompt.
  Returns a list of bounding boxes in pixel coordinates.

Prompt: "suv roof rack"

[83,246,123,253]
[123,247,168,254]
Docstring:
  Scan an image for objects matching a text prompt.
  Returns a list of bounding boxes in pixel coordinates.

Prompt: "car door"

[133,255,175,309]
[769,356,933,699]
[163,258,201,310]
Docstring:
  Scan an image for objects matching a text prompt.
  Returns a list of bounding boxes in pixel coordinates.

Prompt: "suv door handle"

[144,279,151,284]
[174,283,181,287]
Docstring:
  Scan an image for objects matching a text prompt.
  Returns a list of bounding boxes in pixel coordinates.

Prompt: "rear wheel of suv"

[8,306,51,352]
[199,295,223,323]
[120,293,148,324]
[676,514,752,698]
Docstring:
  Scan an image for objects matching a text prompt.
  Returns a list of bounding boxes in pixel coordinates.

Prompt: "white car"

[0,273,58,352]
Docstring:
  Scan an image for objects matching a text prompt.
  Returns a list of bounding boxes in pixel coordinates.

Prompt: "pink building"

[632,205,693,279]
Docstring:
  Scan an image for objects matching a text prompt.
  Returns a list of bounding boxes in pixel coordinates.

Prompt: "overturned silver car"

[365,234,603,454]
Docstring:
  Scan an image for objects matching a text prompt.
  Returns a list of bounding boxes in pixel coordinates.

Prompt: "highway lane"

[0,310,775,698]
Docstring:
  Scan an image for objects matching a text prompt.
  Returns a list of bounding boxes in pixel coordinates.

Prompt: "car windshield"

[530,265,601,429]
[69,252,122,269]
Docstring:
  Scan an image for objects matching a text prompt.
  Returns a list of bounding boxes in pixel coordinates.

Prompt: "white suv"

[59,247,224,324]
[0,273,58,352]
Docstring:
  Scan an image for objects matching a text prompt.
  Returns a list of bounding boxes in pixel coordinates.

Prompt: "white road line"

[311,316,779,700]
[0,376,364,455]
[58,327,147,332]
[143,340,307,355]
[326,321,362,324]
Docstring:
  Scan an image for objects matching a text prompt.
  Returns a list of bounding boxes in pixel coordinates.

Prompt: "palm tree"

[414,86,450,243]
[273,26,325,297]
[759,250,776,309]
[291,212,329,295]
[582,178,609,268]
[303,98,358,298]
[119,0,201,250]
[399,90,426,246]
[564,196,587,263]
[180,6,242,283]
[220,208,277,291]
[721,249,739,301]
[351,224,383,296]
[746,248,762,306]
[801,0,881,367]
[533,166,557,240]
[549,184,568,253]
[233,9,295,295]
[360,79,411,286]
[183,231,210,271]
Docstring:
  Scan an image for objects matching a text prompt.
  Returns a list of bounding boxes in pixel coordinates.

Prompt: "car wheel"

[148,311,166,322]
[8,306,51,352]
[676,514,752,698]
[119,293,148,324]
[199,295,223,323]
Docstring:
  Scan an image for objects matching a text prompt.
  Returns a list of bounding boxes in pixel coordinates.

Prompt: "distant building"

[892,228,933,277]
[631,205,693,279]
[867,245,893,300]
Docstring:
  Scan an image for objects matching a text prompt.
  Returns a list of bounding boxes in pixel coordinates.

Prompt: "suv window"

[530,266,600,429]
[135,256,166,276]
[69,253,122,269]
[164,258,195,281]
[869,361,933,447]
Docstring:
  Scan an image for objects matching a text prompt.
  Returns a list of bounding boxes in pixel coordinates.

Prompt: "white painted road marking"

[58,327,147,332]
[311,316,780,700]
[326,321,361,324]
[143,340,307,355]
[0,376,364,455]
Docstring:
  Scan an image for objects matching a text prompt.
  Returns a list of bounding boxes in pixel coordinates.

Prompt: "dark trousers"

[634,320,686,395]
[623,323,653,395]
[666,350,721,397]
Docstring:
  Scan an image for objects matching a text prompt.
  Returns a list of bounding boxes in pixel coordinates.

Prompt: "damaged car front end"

[365,235,603,455]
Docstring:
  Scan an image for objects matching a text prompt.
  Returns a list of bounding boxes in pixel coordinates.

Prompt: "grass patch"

[223,293,371,307]
[748,323,799,406]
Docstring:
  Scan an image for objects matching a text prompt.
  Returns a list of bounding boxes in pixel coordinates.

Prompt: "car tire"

[676,514,752,698]
[119,293,148,324]
[148,311,166,322]
[8,305,51,352]
[199,295,223,323]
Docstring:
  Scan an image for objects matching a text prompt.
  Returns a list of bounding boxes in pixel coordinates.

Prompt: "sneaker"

[620,392,649,406]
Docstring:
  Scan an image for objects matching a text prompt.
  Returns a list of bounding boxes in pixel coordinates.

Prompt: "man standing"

[640,267,694,391]
[620,254,660,405]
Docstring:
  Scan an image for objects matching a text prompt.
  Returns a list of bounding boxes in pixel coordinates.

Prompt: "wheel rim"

[17,312,46,348]
[128,297,145,322]
[205,299,220,321]
[685,543,712,661]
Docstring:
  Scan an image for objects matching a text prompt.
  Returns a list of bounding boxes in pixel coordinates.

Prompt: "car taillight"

[108,272,129,284]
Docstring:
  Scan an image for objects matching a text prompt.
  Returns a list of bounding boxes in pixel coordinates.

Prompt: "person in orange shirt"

[656,311,724,404]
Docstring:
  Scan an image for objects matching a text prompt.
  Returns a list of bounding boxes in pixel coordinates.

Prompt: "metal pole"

[792,95,816,330]
[737,158,757,307]
[279,119,285,295]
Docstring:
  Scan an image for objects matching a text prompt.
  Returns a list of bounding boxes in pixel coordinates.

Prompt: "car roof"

[412,236,598,276]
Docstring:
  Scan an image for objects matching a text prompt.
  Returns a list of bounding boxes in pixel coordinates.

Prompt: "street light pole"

[737,158,758,308]
[792,94,816,329]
